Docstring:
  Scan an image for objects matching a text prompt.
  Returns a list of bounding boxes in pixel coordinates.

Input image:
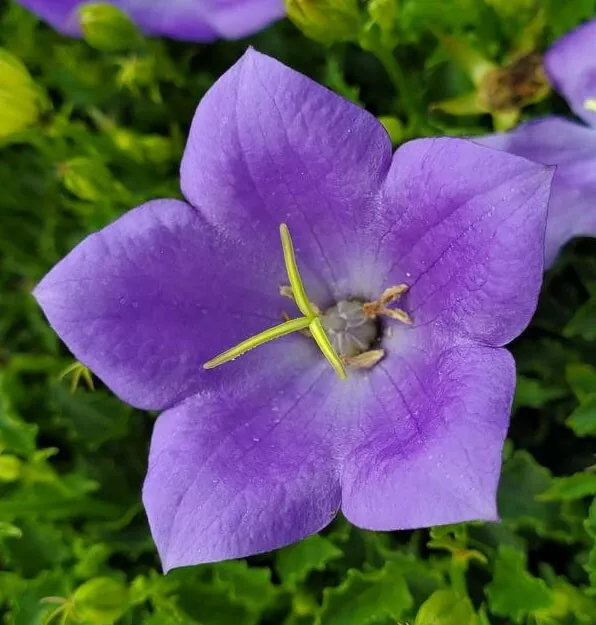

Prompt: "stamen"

[279,284,321,315]
[342,350,385,369]
[363,284,412,324]
[204,316,312,369]
[584,98,596,112]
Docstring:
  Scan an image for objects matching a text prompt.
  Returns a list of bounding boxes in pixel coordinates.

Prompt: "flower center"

[203,224,411,378]
[585,98,596,112]
[321,300,379,358]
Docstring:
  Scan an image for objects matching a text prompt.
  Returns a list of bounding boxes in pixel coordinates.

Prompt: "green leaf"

[276,535,343,586]
[213,561,277,613]
[0,476,121,520]
[585,497,596,588]
[498,450,577,540]
[566,363,596,403]
[52,386,131,449]
[513,376,566,409]
[10,571,69,625]
[315,561,413,625]
[415,590,477,625]
[0,374,38,456]
[1,520,69,576]
[538,472,596,502]
[566,397,596,437]
[486,546,553,623]
[564,295,596,340]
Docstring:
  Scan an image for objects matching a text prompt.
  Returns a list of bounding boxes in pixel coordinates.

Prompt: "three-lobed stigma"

[204,224,347,379]
[203,224,413,379]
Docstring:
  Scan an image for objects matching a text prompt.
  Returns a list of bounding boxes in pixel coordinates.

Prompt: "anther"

[363,284,412,324]
[342,350,385,370]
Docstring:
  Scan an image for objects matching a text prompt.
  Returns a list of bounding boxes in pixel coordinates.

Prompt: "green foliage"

[315,561,413,624]
[1,0,596,623]
[486,546,553,623]
[414,590,477,625]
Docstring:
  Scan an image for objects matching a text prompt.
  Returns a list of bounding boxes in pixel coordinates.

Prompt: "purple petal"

[477,117,596,266]
[341,341,514,530]
[143,342,340,570]
[180,49,393,302]
[201,0,285,39]
[14,0,81,35]
[15,0,284,41]
[373,138,553,346]
[545,20,596,126]
[34,199,296,410]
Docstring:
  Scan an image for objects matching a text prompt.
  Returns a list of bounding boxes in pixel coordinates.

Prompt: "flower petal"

[142,341,341,570]
[374,138,553,346]
[341,341,514,530]
[34,199,294,410]
[180,49,393,301]
[16,0,284,41]
[202,0,285,39]
[477,117,596,267]
[15,0,81,35]
[545,20,596,126]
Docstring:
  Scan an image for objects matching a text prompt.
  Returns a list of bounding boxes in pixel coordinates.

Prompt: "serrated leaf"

[10,571,69,625]
[564,296,596,340]
[213,561,277,613]
[513,376,566,409]
[566,397,596,437]
[498,450,575,540]
[585,497,596,588]
[176,582,257,625]
[276,534,343,586]
[0,374,38,456]
[538,472,596,502]
[486,546,553,623]
[415,589,477,625]
[565,363,596,403]
[72,577,129,625]
[52,385,131,449]
[315,561,413,625]
[0,477,121,520]
[534,577,596,624]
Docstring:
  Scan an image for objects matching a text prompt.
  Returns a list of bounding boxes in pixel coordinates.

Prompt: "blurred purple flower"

[15,0,284,41]
[478,20,596,267]
[34,50,553,571]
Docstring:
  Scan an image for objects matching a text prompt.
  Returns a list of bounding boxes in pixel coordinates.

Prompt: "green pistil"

[585,98,596,112]
[203,224,347,380]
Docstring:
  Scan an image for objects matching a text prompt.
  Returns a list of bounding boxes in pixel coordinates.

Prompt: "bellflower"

[478,20,596,267]
[15,0,285,41]
[34,50,553,571]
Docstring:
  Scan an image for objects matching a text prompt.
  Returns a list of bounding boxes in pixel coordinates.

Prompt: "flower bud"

[0,455,22,482]
[79,3,143,53]
[60,157,113,202]
[285,0,361,45]
[0,48,45,138]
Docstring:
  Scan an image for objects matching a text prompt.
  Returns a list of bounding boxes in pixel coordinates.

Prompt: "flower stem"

[449,558,468,598]
[372,46,422,134]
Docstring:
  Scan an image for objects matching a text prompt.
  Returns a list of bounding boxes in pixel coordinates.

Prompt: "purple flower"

[34,50,553,571]
[15,0,285,41]
[478,20,596,267]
